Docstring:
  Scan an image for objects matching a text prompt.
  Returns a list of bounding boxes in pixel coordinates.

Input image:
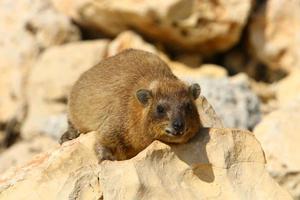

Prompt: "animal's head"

[135,80,201,143]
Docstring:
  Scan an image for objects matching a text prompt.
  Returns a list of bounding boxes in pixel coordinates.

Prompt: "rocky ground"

[0,0,299,199]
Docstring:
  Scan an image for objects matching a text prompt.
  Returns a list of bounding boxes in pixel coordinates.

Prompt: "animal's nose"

[172,119,184,132]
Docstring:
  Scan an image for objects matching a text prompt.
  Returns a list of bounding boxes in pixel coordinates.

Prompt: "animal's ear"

[136,89,152,105]
[189,83,201,100]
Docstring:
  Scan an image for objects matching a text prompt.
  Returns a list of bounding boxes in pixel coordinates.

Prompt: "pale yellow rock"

[22,40,109,139]
[0,0,80,50]
[0,136,58,174]
[254,100,300,199]
[250,81,278,115]
[0,128,292,200]
[0,132,101,200]
[51,0,252,53]
[0,0,80,124]
[0,67,21,123]
[196,96,223,129]
[276,69,300,106]
[171,63,228,80]
[249,0,300,72]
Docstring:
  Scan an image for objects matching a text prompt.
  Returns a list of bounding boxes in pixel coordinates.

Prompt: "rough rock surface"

[249,0,300,72]
[0,0,80,50]
[251,85,278,117]
[21,40,109,140]
[254,99,300,199]
[0,67,21,124]
[171,63,228,79]
[179,73,261,130]
[0,0,80,124]
[197,96,223,129]
[276,69,300,106]
[51,0,252,53]
[0,128,292,200]
[0,136,58,174]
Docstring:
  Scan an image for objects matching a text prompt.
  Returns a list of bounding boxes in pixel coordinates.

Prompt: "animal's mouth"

[165,128,188,137]
[165,131,184,137]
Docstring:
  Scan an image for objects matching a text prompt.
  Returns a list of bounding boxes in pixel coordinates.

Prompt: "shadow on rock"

[171,128,214,183]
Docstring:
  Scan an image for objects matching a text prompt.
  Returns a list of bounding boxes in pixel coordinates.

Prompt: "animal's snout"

[172,118,185,133]
[165,118,185,136]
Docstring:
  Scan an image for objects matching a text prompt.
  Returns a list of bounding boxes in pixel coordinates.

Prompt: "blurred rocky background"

[0,0,299,199]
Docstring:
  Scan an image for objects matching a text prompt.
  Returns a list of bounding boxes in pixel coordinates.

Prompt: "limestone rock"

[196,96,223,129]
[276,69,300,106]
[254,99,300,199]
[22,40,109,140]
[0,67,22,124]
[0,0,80,124]
[250,81,278,116]
[249,0,300,72]
[0,128,292,200]
[0,136,58,175]
[171,63,228,80]
[0,132,100,200]
[180,73,261,130]
[0,0,80,50]
[51,0,252,53]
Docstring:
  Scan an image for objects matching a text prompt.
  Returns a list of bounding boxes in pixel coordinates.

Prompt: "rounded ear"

[189,83,201,100]
[136,89,152,105]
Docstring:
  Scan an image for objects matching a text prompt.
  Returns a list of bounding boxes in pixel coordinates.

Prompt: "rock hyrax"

[60,49,202,161]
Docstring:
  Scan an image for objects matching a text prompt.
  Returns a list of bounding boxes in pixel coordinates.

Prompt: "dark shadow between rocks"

[170,128,214,183]
[2,118,21,148]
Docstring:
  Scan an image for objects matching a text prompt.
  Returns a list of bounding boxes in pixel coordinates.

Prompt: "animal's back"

[68,49,176,133]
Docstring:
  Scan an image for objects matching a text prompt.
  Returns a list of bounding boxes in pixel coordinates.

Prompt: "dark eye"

[156,105,165,115]
[186,102,193,111]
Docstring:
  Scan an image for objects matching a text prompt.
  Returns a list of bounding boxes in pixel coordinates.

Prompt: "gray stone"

[181,74,261,130]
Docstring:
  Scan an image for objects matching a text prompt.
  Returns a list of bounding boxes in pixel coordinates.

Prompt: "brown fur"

[60,49,201,161]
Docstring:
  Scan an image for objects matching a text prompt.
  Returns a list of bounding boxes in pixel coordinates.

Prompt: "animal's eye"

[156,105,165,115]
[186,102,193,111]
